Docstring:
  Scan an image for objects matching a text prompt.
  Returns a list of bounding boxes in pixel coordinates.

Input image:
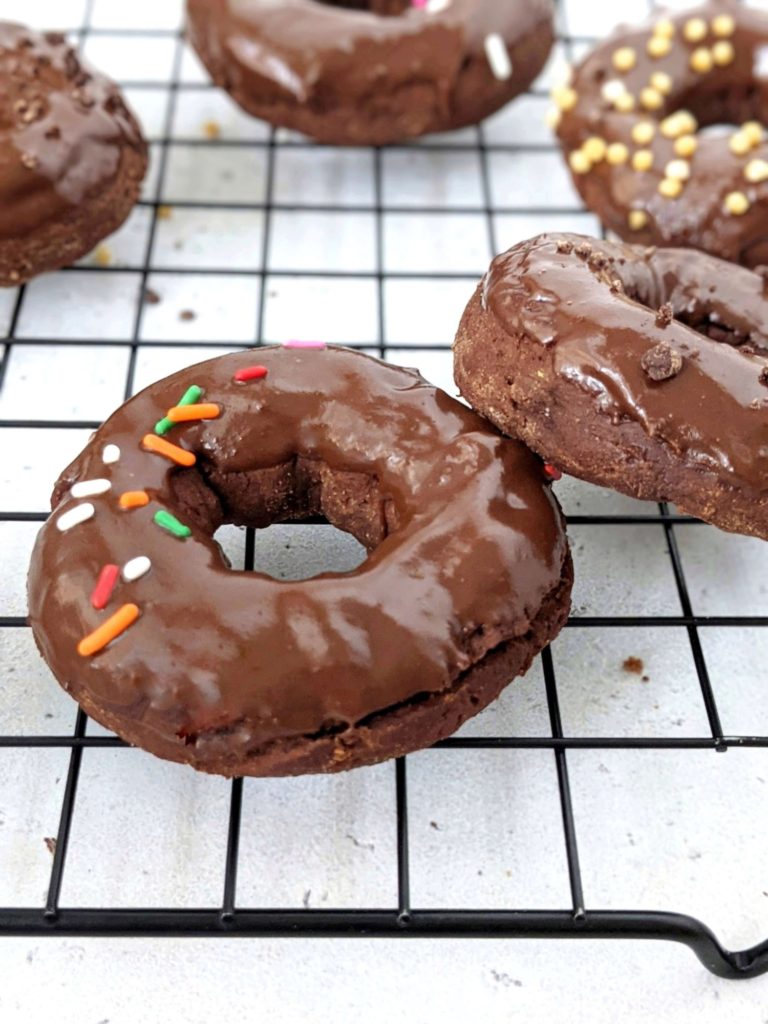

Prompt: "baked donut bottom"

[454,236,768,540]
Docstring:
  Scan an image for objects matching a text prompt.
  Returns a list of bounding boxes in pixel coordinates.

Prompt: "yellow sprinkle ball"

[745,159,768,184]
[660,111,698,138]
[640,87,664,111]
[674,135,698,158]
[659,177,683,198]
[552,86,578,112]
[614,92,636,113]
[653,18,675,40]
[606,142,630,165]
[729,132,752,156]
[569,150,592,175]
[712,40,735,66]
[613,46,637,72]
[650,72,673,95]
[665,159,691,181]
[545,107,561,130]
[582,137,607,162]
[632,121,656,145]
[690,47,714,74]
[632,150,654,172]
[742,122,764,146]
[724,191,750,215]
[711,14,735,38]
[647,36,672,59]
[683,17,708,43]
[628,209,649,230]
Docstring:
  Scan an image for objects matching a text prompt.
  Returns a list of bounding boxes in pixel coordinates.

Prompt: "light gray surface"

[2,0,768,1020]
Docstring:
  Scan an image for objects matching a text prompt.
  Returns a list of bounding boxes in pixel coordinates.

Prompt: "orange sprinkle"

[141,434,196,467]
[119,490,150,510]
[166,403,221,424]
[77,603,140,657]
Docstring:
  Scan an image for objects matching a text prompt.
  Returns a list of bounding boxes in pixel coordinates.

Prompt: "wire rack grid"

[1,0,768,981]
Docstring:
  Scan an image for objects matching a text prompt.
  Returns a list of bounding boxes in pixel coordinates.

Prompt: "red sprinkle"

[543,462,563,482]
[90,564,120,610]
[234,365,268,383]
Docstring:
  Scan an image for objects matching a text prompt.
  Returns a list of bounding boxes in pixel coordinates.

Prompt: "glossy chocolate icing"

[186,0,554,143]
[557,2,768,265]
[28,347,567,769]
[483,234,768,490]
[0,22,146,241]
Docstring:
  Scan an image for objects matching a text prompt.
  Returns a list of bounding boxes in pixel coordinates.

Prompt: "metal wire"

[1,0,767,980]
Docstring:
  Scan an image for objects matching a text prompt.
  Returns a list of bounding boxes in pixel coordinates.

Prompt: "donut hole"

[672,84,766,136]
[618,280,754,347]
[310,0,412,14]
[215,522,368,580]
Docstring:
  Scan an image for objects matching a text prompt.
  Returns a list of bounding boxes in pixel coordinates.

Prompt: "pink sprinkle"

[412,0,427,6]
[283,340,326,350]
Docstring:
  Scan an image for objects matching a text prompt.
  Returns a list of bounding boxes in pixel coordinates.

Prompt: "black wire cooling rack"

[1,0,768,981]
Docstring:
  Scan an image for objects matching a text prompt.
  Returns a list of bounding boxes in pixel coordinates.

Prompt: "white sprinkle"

[56,503,95,533]
[485,33,513,82]
[601,79,627,102]
[102,444,120,465]
[123,556,152,582]
[70,478,112,499]
[426,0,450,10]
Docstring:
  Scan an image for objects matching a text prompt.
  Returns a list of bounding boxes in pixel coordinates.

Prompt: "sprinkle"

[123,556,151,583]
[155,384,205,434]
[659,177,683,199]
[582,137,606,163]
[640,87,664,111]
[724,191,750,215]
[552,86,578,112]
[90,564,120,611]
[683,17,708,43]
[632,150,654,172]
[647,36,672,59]
[743,122,764,147]
[745,159,768,184]
[56,503,95,532]
[426,0,451,10]
[569,150,592,174]
[612,47,637,72]
[70,478,111,499]
[690,47,713,74]
[711,14,735,38]
[729,131,752,156]
[154,509,192,539]
[484,33,512,81]
[166,402,221,424]
[628,210,649,231]
[606,142,629,165]
[77,603,140,658]
[712,40,735,66]
[102,444,120,465]
[283,339,327,349]
[653,18,675,40]
[614,92,636,113]
[674,135,698,157]
[141,434,196,467]
[543,463,562,482]
[234,365,269,383]
[660,111,697,138]
[601,80,627,103]
[545,107,561,130]
[119,490,150,510]
[632,121,655,145]
[665,159,691,181]
[650,72,673,95]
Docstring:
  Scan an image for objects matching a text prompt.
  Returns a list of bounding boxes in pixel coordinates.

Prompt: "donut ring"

[0,22,147,287]
[454,233,768,539]
[27,347,572,777]
[551,2,768,266]
[186,0,555,145]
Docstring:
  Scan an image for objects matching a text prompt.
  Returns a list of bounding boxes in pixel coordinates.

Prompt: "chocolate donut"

[550,2,768,266]
[185,0,554,145]
[0,22,147,287]
[27,346,572,777]
[454,233,768,540]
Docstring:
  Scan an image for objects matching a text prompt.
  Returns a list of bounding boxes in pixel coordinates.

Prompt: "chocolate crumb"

[44,125,61,140]
[64,49,80,80]
[609,277,623,293]
[429,821,441,830]
[641,342,683,381]
[623,656,644,675]
[588,251,608,270]
[44,31,66,46]
[556,239,574,254]
[43,837,57,855]
[179,309,197,322]
[760,367,768,387]
[655,302,674,328]
[575,241,593,259]
[641,675,650,683]
[144,288,161,305]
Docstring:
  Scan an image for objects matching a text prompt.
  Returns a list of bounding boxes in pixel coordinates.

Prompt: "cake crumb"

[202,118,221,139]
[429,820,441,830]
[179,309,197,322]
[655,302,674,328]
[94,245,112,267]
[43,837,56,855]
[641,342,683,381]
[144,287,161,305]
[623,656,644,675]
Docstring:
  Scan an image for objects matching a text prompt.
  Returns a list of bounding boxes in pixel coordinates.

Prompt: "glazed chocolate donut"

[186,0,554,145]
[454,233,768,540]
[0,23,147,287]
[550,2,768,266]
[27,346,572,778]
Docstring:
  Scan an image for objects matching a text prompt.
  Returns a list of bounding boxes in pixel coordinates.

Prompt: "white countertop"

[2,0,768,1019]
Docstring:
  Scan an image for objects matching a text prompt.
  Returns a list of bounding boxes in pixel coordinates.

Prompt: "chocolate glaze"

[0,22,146,241]
[28,347,568,771]
[558,1,768,265]
[483,234,768,493]
[186,0,554,144]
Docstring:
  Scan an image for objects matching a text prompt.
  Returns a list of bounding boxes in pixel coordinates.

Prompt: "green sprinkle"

[154,385,203,435]
[154,509,192,539]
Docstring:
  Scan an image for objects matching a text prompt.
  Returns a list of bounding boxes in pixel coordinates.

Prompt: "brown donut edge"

[454,286,768,541]
[0,144,147,287]
[56,553,572,777]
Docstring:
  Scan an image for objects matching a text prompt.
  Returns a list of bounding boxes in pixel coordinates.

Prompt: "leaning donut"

[454,233,768,540]
[550,2,768,266]
[28,345,572,777]
[186,0,554,145]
